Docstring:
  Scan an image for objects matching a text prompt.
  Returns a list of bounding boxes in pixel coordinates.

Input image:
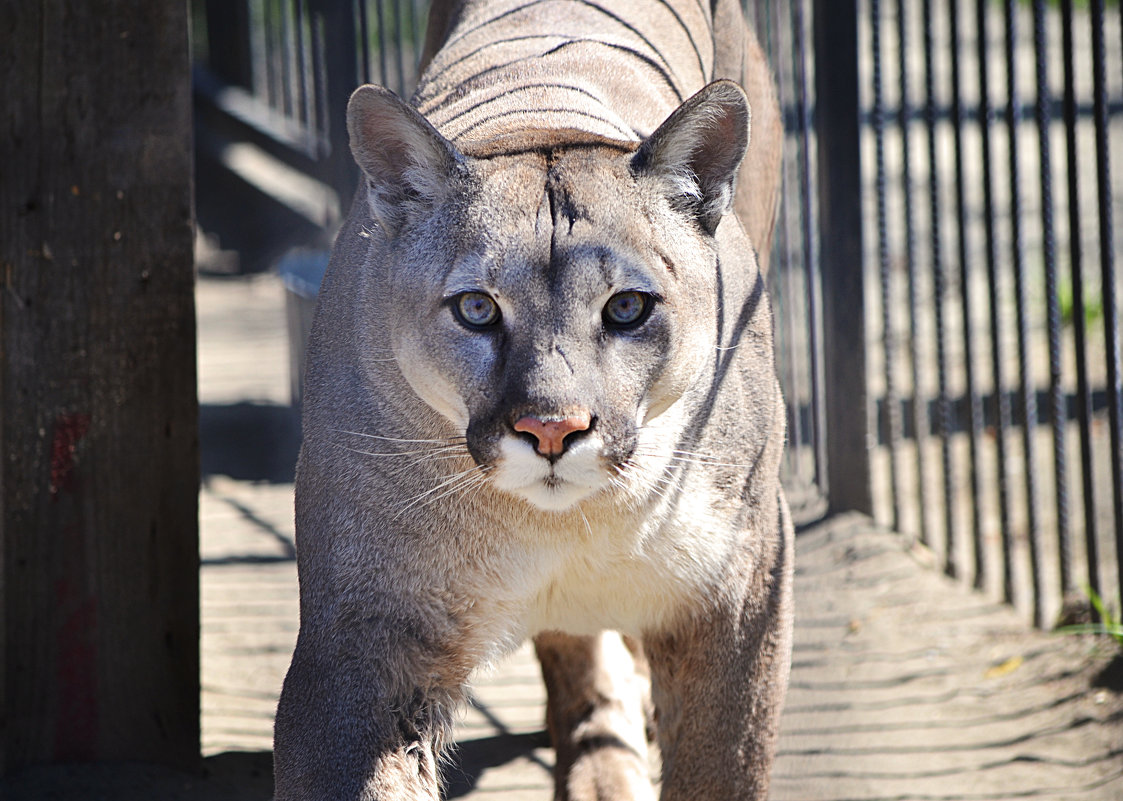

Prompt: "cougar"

[274,0,792,798]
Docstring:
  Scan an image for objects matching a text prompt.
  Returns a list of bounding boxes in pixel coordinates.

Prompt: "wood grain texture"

[0,0,198,773]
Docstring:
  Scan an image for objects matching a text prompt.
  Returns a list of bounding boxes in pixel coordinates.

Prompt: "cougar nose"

[513,411,592,457]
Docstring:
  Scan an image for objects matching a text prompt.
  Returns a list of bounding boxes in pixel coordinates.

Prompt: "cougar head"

[346,82,751,512]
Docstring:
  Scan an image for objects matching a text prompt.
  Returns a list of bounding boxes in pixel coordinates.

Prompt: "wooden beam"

[1,0,199,773]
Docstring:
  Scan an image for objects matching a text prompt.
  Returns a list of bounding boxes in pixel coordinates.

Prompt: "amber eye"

[603,291,652,328]
[454,292,500,328]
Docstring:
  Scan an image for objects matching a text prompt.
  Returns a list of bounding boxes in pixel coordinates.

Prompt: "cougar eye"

[453,292,501,328]
[603,291,653,329]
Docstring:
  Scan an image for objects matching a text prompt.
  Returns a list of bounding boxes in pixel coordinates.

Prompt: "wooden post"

[1,0,199,773]
[813,0,874,515]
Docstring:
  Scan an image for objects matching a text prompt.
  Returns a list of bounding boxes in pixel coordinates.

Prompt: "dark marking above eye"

[655,247,677,277]
[545,171,581,234]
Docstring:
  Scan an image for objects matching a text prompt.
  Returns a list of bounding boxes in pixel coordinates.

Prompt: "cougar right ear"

[631,80,750,235]
[347,85,467,230]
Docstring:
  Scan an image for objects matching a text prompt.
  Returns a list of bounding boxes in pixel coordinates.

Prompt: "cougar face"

[387,149,717,512]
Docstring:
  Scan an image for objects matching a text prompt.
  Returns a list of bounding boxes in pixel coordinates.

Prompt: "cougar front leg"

[644,511,794,801]
[274,621,458,801]
[534,631,655,801]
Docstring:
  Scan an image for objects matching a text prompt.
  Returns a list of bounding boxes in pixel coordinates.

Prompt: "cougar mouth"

[490,432,606,511]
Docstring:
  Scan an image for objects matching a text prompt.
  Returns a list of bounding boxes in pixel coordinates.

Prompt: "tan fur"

[274,2,791,799]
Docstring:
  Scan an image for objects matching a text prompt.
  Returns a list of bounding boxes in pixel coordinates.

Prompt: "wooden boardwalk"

[5,272,1119,799]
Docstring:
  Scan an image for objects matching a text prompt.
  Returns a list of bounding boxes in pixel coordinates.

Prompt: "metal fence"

[857,0,1123,628]
[192,0,429,271]
[191,0,1123,628]
[746,1,827,517]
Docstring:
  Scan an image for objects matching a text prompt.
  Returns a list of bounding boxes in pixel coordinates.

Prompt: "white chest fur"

[510,481,736,637]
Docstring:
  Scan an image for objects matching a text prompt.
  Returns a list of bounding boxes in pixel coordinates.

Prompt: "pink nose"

[513,411,592,457]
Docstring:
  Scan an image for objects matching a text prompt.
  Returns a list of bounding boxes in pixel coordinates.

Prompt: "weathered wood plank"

[0,0,198,773]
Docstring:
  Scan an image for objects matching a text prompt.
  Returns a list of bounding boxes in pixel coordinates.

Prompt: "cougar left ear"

[631,80,750,234]
[347,84,467,231]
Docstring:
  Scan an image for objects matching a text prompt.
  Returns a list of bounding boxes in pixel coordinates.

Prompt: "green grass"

[1057,585,1123,646]
[1059,279,1105,329]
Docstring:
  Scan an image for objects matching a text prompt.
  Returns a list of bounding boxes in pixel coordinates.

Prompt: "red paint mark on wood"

[49,413,91,496]
[54,577,98,760]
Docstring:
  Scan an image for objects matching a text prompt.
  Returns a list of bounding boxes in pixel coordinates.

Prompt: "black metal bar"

[1116,0,1123,615]
[280,0,297,118]
[977,0,1016,605]
[294,0,315,134]
[375,0,389,86]
[814,0,871,515]
[898,0,931,549]
[314,0,360,211]
[204,0,254,90]
[948,0,983,582]
[872,0,903,533]
[275,0,287,113]
[1090,0,1123,610]
[406,0,421,82]
[922,0,957,567]
[793,0,827,496]
[271,0,290,113]
[262,0,276,109]
[310,0,330,156]
[1005,0,1045,627]
[358,0,372,84]
[1033,0,1071,602]
[1062,0,1101,612]
[394,0,408,96]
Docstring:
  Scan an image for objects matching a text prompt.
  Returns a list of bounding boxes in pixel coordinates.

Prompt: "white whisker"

[669,449,752,468]
[669,457,750,469]
[642,469,676,495]
[576,507,594,539]
[411,470,490,513]
[630,446,752,470]
[392,466,485,521]
[606,471,630,492]
[339,445,467,460]
[332,429,466,446]
[609,461,676,509]
[608,478,642,512]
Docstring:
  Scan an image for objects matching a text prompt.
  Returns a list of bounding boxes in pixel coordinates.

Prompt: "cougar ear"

[631,80,750,234]
[347,84,467,230]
